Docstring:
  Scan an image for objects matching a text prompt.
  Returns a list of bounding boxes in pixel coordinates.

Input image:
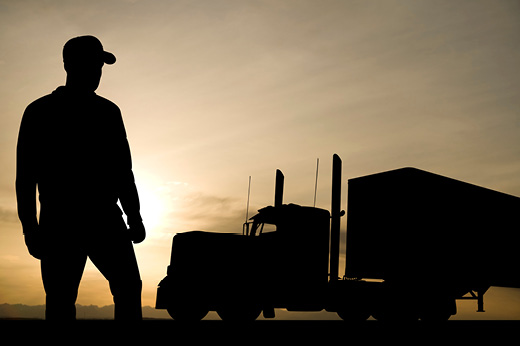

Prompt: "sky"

[1,0,520,319]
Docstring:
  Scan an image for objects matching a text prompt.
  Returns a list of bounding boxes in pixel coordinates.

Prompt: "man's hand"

[24,228,44,260]
[128,221,146,244]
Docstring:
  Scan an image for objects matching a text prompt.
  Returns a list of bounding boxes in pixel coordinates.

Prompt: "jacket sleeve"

[16,104,39,233]
[114,108,143,226]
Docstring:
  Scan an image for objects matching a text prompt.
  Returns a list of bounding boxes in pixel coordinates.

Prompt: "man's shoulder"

[23,93,57,117]
[26,93,55,108]
[25,88,121,114]
[25,86,68,110]
[94,94,121,113]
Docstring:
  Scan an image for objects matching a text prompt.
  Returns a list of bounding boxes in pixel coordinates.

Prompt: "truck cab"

[156,203,331,321]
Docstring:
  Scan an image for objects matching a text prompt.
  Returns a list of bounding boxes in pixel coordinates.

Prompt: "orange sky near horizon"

[1,0,520,319]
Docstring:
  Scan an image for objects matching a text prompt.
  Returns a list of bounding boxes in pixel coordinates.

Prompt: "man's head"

[63,36,116,92]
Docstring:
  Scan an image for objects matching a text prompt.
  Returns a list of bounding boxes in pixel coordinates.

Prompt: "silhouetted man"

[16,36,145,320]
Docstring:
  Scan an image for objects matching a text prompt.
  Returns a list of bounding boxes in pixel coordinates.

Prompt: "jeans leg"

[41,250,87,320]
[88,233,142,320]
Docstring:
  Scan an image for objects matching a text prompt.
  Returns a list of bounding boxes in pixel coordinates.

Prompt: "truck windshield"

[244,222,277,236]
[261,223,276,234]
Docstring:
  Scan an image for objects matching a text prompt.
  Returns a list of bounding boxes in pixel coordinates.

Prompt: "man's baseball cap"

[63,35,116,65]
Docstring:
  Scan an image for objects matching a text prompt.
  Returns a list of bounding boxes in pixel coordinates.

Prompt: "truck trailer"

[155,154,520,321]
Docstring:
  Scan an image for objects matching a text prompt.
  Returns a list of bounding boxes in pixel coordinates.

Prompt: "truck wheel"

[419,298,455,322]
[167,305,208,321]
[337,309,370,322]
[372,301,419,322]
[372,309,419,322]
[419,310,452,322]
[217,305,262,322]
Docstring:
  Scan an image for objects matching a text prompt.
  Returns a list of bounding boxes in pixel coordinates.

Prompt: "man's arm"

[16,105,39,234]
[114,108,145,244]
[16,105,43,259]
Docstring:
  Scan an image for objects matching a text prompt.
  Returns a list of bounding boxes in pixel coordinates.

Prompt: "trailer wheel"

[216,305,262,322]
[371,285,419,322]
[419,298,455,322]
[372,309,419,322]
[167,305,209,321]
[371,300,419,322]
[337,309,370,322]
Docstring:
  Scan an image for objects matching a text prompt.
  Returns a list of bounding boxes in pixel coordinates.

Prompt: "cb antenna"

[245,176,251,223]
[243,176,252,235]
[313,158,319,207]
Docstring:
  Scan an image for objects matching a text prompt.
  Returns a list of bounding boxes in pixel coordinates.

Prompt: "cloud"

[0,207,18,224]
[0,254,21,263]
[161,184,247,235]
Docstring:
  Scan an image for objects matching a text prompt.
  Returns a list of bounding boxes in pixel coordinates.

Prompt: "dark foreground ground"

[2,320,518,343]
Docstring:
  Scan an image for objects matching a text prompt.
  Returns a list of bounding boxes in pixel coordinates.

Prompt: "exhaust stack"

[274,169,284,207]
[330,154,342,282]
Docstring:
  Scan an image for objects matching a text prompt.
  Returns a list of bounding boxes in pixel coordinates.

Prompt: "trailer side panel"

[345,168,520,289]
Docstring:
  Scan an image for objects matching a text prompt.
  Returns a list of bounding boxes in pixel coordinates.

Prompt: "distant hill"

[0,303,341,320]
[0,303,171,320]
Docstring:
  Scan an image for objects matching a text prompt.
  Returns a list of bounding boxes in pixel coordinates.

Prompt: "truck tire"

[337,309,371,322]
[167,305,208,321]
[419,298,455,322]
[370,283,419,322]
[216,305,262,322]
[371,299,419,322]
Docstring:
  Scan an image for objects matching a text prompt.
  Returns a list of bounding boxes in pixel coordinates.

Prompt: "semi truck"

[155,154,520,321]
